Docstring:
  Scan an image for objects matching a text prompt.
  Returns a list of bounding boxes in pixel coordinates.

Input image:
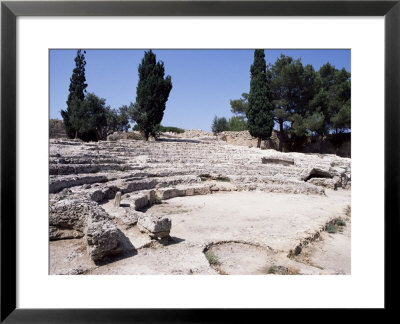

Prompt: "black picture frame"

[1,0,398,322]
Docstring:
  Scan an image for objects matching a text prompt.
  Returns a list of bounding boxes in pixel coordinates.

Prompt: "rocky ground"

[49,131,351,275]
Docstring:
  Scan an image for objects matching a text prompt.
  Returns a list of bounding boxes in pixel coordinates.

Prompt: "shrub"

[215,176,231,182]
[205,250,220,266]
[227,116,247,131]
[334,217,346,226]
[132,124,184,134]
[159,125,185,133]
[211,116,228,135]
[325,224,338,233]
[267,265,278,274]
[267,265,299,275]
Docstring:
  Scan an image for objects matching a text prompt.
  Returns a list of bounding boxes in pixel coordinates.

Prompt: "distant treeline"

[213,52,350,151]
[132,124,184,134]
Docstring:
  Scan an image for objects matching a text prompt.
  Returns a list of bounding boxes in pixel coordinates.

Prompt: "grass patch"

[325,217,346,234]
[325,224,338,234]
[267,265,300,275]
[205,250,221,266]
[267,265,278,274]
[215,176,231,182]
[334,217,346,226]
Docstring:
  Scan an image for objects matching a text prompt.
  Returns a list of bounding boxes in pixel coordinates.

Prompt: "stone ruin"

[49,132,351,264]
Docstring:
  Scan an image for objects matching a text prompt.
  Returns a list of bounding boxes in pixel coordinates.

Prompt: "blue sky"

[50,49,350,132]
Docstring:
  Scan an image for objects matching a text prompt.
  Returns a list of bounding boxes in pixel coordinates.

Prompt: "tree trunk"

[257,138,261,148]
[95,128,101,142]
[144,131,149,141]
[320,133,324,153]
[279,119,284,152]
[74,130,78,139]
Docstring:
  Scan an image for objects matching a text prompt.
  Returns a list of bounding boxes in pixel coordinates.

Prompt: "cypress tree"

[131,50,172,140]
[246,49,274,148]
[61,49,88,138]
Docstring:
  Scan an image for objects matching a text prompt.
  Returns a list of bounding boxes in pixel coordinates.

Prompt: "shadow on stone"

[158,236,185,246]
[94,229,137,266]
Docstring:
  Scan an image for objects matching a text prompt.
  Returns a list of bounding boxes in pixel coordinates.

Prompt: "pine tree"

[61,50,88,138]
[131,50,172,140]
[246,49,274,148]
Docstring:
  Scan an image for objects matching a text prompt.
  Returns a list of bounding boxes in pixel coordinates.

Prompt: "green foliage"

[215,176,231,182]
[211,116,228,134]
[60,51,111,142]
[310,64,351,135]
[290,113,308,137]
[247,50,274,145]
[132,124,184,134]
[305,111,325,135]
[205,250,220,266]
[334,217,346,226]
[61,49,88,138]
[325,224,338,234]
[61,92,108,142]
[105,105,131,134]
[230,93,249,117]
[331,100,351,131]
[211,115,247,133]
[326,218,346,234]
[232,53,350,151]
[158,125,185,133]
[267,265,278,274]
[78,93,108,141]
[63,96,86,139]
[227,116,247,131]
[131,50,172,140]
[269,55,318,147]
[67,50,87,103]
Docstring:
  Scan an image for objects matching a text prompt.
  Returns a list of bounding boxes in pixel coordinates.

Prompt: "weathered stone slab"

[307,178,336,190]
[49,197,95,239]
[138,214,171,239]
[300,167,333,182]
[49,226,84,241]
[90,190,105,202]
[84,206,122,262]
[49,175,108,193]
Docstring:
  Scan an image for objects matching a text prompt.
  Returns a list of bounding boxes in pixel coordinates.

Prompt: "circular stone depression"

[203,241,275,275]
